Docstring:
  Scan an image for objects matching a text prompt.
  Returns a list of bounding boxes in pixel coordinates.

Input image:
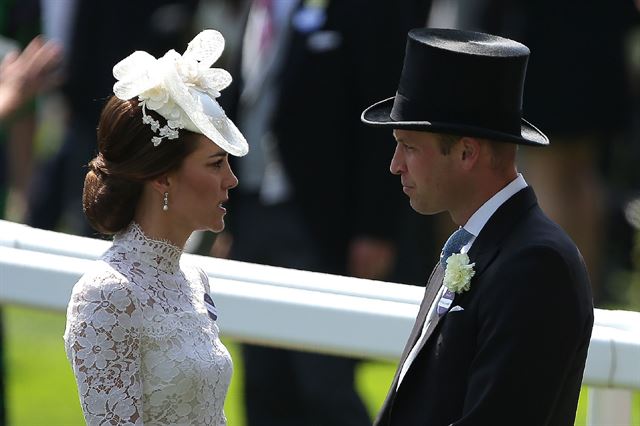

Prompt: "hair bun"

[83,154,141,235]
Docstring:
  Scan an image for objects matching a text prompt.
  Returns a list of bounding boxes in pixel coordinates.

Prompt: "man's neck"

[451,171,518,225]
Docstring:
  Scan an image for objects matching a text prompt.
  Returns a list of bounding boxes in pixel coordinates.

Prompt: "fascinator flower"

[112,30,248,156]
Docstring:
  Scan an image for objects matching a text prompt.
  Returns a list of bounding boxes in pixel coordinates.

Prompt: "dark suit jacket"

[375,187,594,426]
[64,0,199,124]
[228,0,432,275]
[478,0,638,136]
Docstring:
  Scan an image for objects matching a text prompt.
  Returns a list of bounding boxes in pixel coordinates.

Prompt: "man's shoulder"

[469,202,585,287]
[488,207,591,295]
[477,208,593,322]
[507,205,580,261]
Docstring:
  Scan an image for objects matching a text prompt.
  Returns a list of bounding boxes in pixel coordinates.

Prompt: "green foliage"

[4,305,84,425]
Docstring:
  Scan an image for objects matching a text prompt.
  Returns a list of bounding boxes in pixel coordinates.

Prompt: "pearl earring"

[162,192,169,211]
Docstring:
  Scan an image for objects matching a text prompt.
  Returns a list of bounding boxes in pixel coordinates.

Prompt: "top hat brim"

[361,96,549,147]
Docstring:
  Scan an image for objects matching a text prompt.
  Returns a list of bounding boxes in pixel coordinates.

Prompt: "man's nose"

[390,146,404,175]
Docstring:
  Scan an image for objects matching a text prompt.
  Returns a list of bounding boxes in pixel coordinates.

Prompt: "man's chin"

[410,200,443,216]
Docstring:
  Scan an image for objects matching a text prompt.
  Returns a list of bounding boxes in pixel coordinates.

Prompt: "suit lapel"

[374,262,443,424]
[449,187,539,306]
[465,186,538,272]
[399,264,444,364]
[410,266,447,357]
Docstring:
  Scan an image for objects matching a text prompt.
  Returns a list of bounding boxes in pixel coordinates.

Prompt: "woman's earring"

[163,192,169,211]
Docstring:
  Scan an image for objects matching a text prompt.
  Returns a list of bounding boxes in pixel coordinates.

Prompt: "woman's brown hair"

[83,96,199,234]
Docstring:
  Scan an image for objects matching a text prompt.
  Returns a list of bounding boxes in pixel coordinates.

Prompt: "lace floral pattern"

[64,223,232,425]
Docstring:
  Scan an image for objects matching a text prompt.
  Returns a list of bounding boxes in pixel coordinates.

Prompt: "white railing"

[0,220,638,425]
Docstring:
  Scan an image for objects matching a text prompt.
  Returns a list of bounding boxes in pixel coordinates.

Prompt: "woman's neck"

[134,208,191,249]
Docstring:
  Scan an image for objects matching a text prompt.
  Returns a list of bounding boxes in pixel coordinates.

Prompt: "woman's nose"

[225,164,239,190]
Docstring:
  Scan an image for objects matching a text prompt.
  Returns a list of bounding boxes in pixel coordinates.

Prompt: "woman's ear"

[150,174,170,195]
[458,137,481,170]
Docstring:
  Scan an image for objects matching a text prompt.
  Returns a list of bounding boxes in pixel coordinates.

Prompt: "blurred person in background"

[216,0,434,424]
[193,0,250,70]
[25,0,200,236]
[0,36,61,121]
[0,0,62,423]
[0,0,61,222]
[462,0,640,305]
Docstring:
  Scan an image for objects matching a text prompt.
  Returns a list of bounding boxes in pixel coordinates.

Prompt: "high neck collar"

[113,222,183,274]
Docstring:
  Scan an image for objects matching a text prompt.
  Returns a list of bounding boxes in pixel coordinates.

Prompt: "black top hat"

[362,28,548,146]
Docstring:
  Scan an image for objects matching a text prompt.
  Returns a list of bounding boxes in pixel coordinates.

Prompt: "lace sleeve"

[64,271,144,426]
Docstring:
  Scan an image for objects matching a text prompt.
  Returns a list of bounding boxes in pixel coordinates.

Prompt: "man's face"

[390,129,457,215]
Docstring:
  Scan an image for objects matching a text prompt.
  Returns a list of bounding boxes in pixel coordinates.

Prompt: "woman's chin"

[210,220,225,234]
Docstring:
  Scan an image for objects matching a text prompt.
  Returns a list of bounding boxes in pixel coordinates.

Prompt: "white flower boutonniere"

[443,253,476,294]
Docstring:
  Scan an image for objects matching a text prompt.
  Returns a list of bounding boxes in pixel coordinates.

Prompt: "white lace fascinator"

[112,30,248,156]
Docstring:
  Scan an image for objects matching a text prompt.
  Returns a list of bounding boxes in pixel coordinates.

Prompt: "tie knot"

[441,227,474,266]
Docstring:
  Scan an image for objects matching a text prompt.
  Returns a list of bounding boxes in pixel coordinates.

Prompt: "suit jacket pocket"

[434,309,476,367]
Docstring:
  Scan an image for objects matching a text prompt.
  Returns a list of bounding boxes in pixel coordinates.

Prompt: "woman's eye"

[209,161,223,169]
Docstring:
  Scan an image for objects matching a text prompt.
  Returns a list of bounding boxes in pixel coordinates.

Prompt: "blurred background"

[0,0,639,424]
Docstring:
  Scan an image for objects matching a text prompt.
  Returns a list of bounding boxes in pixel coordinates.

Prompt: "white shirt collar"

[463,174,528,241]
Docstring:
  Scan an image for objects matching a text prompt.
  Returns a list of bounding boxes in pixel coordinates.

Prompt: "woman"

[63,30,248,425]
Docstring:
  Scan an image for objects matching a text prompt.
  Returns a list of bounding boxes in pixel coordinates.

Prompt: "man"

[361,28,594,426]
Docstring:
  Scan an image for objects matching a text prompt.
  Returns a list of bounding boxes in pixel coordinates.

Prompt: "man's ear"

[150,174,170,195]
[459,137,481,170]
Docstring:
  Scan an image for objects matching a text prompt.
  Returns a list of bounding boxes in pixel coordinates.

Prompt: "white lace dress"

[63,223,233,425]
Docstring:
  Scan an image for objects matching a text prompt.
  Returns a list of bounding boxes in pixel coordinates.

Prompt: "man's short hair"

[436,133,460,155]
[436,133,517,171]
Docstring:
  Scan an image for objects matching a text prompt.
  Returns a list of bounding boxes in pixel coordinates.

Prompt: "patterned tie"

[437,227,474,316]
[440,227,474,267]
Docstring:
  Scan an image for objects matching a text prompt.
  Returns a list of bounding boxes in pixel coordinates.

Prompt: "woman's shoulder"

[65,260,138,327]
[183,261,211,292]
[65,260,142,340]
[71,260,131,298]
